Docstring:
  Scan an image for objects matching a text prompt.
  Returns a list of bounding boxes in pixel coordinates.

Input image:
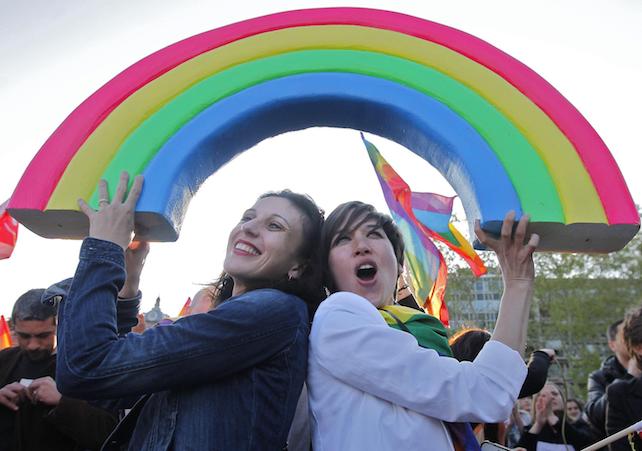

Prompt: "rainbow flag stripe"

[363,134,486,326]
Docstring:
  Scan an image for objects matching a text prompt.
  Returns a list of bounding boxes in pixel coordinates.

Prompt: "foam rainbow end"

[7,8,639,252]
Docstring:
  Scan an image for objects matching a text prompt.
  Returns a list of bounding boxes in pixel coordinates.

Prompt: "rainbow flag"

[0,200,18,260]
[410,191,486,277]
[0,315,12,350]
[362,135,486,326]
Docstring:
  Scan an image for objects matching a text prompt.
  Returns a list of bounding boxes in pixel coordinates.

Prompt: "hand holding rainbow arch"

[7,7,639,252]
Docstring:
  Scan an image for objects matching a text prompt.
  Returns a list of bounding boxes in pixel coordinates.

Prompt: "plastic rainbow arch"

[7,8,639,252]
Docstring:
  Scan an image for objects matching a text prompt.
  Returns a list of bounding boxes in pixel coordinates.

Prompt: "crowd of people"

[1,174,640,451]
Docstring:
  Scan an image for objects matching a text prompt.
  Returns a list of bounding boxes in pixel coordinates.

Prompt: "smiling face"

[327,216,401,308]
[566,400,582,422]
[223,196,306,296]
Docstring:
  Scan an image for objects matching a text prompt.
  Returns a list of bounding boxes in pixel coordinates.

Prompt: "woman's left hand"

[475,211,539,285]
[482,212,539,355]
[78,172,144,251]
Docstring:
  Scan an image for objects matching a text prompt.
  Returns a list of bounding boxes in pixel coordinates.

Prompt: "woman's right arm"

[56,238,306,400]
[310,292,526,423]
[476,212,539,357]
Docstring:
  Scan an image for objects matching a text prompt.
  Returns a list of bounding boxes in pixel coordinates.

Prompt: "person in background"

[449,327,555,445]
[606,306,642,451]
[516,383,596,450]
[566,398,600,444]
[566,398,583,423]
[395,275,423,311]
[506,398,533,448]
[0,287,118,451]
[586,319,631,435]
[449,328,555,399]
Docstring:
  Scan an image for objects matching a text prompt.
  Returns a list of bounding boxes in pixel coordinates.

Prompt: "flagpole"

[581,419,642,451]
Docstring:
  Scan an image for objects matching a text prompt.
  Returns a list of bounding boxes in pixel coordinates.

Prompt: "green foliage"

[444,210,642,398]
[528,226,642,396]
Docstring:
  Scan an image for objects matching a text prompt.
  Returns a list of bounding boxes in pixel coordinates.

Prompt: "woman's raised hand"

[78,172,144,251]
[482,212,540,355]
[475,211,539,285]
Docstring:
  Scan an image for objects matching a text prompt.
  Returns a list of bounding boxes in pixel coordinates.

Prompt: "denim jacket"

[56,238,310,451]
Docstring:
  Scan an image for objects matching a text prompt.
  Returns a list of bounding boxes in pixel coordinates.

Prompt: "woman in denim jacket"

[55,173,325,451]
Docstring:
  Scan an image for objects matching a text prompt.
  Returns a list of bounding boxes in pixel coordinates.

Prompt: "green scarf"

[379,304,452,357]
[379,304,481,451]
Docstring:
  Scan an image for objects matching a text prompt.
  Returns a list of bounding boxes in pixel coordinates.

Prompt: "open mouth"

[355,263,377,281]
[234,241,261,256]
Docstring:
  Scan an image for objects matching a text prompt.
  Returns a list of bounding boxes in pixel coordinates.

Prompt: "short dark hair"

[623,307,642,368]
[211,190,326,316]
[607,319,624,342]
[449,327,491,362]
[320,201,405,293]
[566,398,584,410]
[11,289,56,324]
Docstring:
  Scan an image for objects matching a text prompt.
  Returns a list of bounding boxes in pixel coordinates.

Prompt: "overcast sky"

[1,0,640,317]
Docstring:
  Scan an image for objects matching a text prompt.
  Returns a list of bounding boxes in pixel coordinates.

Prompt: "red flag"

[177,297,191,318]
[0,315,12,350]
[0,200,18,260]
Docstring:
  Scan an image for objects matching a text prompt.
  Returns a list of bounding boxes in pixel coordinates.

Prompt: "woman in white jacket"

[308,201,539,451]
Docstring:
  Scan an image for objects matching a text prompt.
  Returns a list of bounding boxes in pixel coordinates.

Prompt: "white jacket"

[308,291,527,451]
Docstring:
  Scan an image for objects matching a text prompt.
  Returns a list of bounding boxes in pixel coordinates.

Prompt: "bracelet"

[117,290,141,302]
